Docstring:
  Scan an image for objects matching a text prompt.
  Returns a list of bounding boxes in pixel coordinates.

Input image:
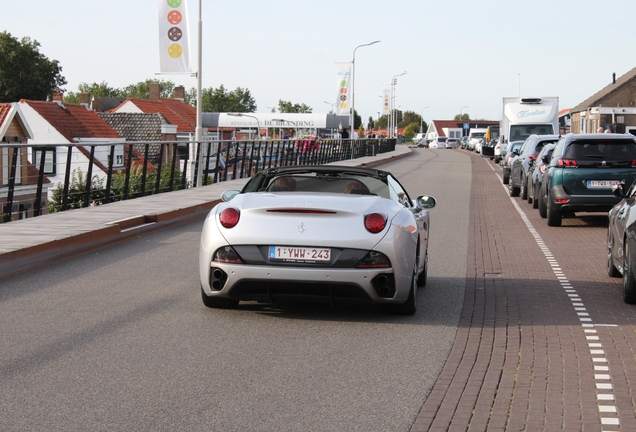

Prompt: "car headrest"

[346,188,371,195]
[269,185,291,192]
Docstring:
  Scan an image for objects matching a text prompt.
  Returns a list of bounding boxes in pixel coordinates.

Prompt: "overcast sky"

[4,0,635,124]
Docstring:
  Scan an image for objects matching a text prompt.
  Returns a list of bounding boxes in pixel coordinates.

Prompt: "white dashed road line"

[488,160,621,430]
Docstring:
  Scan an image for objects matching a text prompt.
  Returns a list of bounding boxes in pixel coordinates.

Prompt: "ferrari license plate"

[587,180,621,189]
[269,246,331,262]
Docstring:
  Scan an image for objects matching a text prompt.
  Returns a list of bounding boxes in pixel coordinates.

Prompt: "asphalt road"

[0,149,471,431]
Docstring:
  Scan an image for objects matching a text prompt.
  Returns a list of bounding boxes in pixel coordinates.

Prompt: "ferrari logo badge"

[297,223,306,234]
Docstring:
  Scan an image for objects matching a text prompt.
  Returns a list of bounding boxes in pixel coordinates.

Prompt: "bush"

[47,169,107,213]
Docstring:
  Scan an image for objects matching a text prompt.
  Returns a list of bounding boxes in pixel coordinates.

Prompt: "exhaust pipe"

[372,274,395,298]
[210,268,228,291]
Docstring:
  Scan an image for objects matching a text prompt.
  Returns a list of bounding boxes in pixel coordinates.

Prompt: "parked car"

[607,182,636,302]
[528,143,556,210]
[446,138,459,149]
[413,133,426,146]
[502,141,524,184]
[494,138,506,164]
[430,137,447,149]
[461,136,469,149]
[542,133,636,226]
[508,135,559,199]
[199,165,437,315]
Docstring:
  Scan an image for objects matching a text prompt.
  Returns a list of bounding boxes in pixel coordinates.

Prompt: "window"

[33,147,56,175]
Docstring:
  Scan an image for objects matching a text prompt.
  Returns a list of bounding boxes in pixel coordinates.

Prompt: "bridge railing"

[0,137,395,223]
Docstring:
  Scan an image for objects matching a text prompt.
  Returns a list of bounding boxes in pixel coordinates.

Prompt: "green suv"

[542,133,636,226]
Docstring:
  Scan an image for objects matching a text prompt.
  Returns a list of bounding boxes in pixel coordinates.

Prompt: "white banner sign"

[382,85,390,114]
[336,62,352,116]
[158,0,191,73]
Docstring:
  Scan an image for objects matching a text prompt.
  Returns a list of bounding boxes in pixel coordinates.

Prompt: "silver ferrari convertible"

[199,165,436,315]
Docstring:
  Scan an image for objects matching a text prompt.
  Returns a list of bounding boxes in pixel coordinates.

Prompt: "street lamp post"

[390,71,406,138]
[228,113,261,140]
[351,40,380,158]
[460,105,469,120]
[195,0,203,187]
[323,101,336,113]
[420,106,429,133]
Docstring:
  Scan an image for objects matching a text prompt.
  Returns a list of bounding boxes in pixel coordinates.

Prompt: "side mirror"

[221,190,240,202]
[612,184,626,199]
[415,195,437,209]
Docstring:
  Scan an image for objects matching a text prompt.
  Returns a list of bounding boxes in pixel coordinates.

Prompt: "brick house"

[570,67,636,135]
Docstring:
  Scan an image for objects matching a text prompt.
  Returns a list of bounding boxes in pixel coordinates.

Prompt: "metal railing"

[0,137,395,223]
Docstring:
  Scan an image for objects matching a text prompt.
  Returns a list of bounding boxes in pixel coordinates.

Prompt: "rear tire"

[623,242,636,304]
[417,251,428,287]
[607,233,621,277]
[546,192,562,227]
[520,174,528,200]
[508,179,520,197]
[390,269,417,315]
[538,184,547,218]
[532,183,539,209]
[201,285,239,309]
[502,171,509,185]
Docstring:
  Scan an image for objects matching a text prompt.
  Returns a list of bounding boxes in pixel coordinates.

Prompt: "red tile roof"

[0,103,11,126]
[21,100,121,142]
[110,98,196,133]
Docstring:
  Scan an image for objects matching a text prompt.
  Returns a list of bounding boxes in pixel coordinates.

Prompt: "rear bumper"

[549,184,621,213]
[201,264,409,305]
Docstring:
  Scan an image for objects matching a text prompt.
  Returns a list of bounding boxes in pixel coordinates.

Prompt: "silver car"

[199,165,437,315]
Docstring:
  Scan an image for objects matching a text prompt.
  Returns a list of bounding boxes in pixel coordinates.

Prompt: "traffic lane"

[0,150,471,432]
[487,157,636,430]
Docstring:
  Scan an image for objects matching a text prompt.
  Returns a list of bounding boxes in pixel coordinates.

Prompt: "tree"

[400,110,421,128]
[454,113,470,121]
[0,31,67,102]
[278,100,312,113]
[375,114,389,129]
[353,110,362,130]
[121,79,176,99]
[368,116,375,130]
[201,85,256,112]
[64,81,123,104]
[403,123,420,139]
[64,79,184,104]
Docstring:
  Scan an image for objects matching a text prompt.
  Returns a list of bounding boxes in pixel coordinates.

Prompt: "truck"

[500,97,559,145]
[468,128,488,152]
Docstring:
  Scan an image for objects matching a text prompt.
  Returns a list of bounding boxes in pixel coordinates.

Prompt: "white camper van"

[468,128,488,152]
[501,97,559,144]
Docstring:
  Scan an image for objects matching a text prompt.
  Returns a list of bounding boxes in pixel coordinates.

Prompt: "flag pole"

[195,0,203,187]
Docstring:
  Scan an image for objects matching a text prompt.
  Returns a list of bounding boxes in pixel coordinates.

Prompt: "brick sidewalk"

[411,151,635,431]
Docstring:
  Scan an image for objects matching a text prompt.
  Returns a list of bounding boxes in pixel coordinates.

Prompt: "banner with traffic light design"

[382,85,390,114]
[158,0,191,73]
[336,62,351,116]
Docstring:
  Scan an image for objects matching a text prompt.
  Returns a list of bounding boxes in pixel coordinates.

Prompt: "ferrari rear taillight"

[539,166,546,174]
[364,213,386,233]
[213,246,243,264]
[219,208,240,228]
[356,251,391,268]
[529,155,537,161]
[632,160,636,167]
